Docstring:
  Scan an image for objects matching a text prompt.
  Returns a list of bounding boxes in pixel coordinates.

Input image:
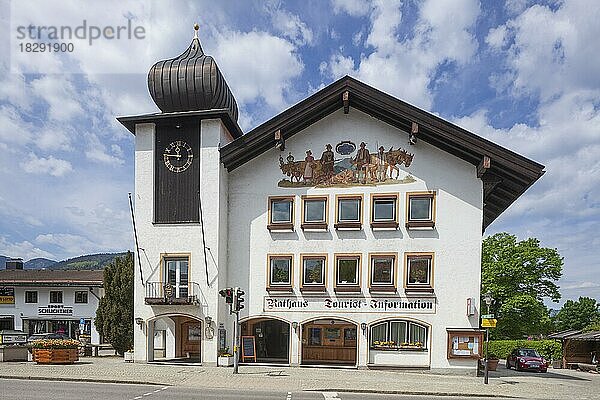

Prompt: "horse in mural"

[362,147,414,182]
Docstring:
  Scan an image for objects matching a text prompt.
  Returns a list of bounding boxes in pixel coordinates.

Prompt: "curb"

[0,375,167,387]
[306,388,518,398]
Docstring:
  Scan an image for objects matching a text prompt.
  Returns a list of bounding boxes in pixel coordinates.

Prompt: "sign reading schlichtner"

[264,297,436,313]
[38,305,74,315]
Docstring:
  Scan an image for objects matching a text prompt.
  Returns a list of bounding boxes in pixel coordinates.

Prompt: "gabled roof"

[220,76,545,230]
[0,269,104,287]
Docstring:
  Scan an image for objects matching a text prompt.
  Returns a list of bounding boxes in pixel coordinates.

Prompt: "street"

[0,379,501,400]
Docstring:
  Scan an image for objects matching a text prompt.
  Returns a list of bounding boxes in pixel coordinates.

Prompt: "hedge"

[484,340,562,360]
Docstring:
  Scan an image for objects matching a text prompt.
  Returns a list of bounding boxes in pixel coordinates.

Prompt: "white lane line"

[322,392,339,399]
[153,389,161,393]
[134,397,142,400]
[142,393,152,397]
[161,387,169,390]
[286,391,292,400]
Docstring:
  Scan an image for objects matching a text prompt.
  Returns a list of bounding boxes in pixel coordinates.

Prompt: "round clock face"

[163,140,193,173]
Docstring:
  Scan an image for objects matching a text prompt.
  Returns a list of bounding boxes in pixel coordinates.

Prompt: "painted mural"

[278,141,415,187]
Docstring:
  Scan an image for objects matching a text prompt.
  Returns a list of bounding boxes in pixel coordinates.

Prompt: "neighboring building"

[0,268,103,344]
[118,31,544,373]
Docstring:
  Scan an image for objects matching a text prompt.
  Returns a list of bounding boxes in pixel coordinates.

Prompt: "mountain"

[24,258,57,269]
[0,252,128,270]
[49,252,129,270]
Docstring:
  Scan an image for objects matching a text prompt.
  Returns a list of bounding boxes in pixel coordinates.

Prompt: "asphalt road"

[0,378,502,400]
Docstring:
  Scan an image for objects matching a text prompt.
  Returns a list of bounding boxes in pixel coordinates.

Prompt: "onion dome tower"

[147,24,238,120]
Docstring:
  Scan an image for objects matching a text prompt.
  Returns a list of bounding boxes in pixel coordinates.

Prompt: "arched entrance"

[240,317,290,364]
[147,314,202,363]
[301,318,357,365]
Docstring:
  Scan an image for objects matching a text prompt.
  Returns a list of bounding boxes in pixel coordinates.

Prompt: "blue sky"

[0,0,598,305]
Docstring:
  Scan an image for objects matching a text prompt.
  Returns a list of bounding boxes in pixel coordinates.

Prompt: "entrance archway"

[240,317,290,364]
[301,318,357,365]
[147,314,202,363]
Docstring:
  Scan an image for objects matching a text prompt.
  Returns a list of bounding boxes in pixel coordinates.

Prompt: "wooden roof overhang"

[220,76,545,230]
[117,108,244,139]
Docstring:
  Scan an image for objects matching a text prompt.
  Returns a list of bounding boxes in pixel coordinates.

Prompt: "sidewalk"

[1,357,598,399]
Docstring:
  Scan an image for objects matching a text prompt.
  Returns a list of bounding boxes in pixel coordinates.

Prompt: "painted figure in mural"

[320,144,335,179]
[304,150,315,183]
[375,146,387,182]
[354,142,371,183]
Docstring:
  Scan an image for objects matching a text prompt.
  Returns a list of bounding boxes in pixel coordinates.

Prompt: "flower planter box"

[33,348,78,364]
[487,359,499,371]
[218,356,234,367]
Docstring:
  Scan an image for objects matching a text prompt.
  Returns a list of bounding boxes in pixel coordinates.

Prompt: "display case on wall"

[446,329,483,359]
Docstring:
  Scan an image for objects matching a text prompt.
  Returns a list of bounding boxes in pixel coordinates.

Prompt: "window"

[75,291,88,304]
[369,254,397,292]
[268,196,294,231]
[406,192,436,228]
[301,196,328,230]
[301,255,327,291]
[370,193,399,229]
[370,320,428,350]
[164,256,189,298]
[49,291,63,304]
[267,255,293,291]
[334,254,361,292]
[25,291,38,304]
[405,253,434,292]
[335,195,362,229]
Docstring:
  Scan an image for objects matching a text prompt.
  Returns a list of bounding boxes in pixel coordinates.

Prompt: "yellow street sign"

[481,318,497,328]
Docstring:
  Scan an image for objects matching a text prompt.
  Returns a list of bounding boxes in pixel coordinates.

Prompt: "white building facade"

[0,269,103,344]
[119,34,544,374]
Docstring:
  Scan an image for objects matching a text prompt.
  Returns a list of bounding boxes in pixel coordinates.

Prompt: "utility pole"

[483,292,494,385]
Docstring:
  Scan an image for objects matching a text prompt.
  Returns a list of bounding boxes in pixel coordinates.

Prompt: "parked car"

[506,348,548,372]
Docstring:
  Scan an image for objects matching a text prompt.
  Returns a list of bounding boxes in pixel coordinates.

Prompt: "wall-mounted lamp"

[135,317,144,329]
[360,322,367,333]
[292,322,298,332]
[205,316,213,326]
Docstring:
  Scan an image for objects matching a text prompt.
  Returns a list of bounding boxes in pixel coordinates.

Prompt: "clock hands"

[164,153,182,158]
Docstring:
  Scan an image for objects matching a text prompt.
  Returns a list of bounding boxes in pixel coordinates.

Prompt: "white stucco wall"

[132,119,232,364]
[227,109,483,371]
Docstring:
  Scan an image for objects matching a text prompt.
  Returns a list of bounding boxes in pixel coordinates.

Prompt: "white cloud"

[30,75,83,121]
[267,6,314,46]
[213,30,304,111]
[562,281,600,290]
[486,25,508,50]
[20,153,73,177]
[35,233,102,256]
[84,134,125,165]
[331,0,371,17]
[324,0,480,109]
[0,236,56,261]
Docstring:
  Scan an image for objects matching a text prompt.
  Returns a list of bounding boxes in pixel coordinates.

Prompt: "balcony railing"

[144,281,202,305]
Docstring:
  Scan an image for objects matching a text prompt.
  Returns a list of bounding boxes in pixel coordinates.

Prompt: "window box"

[300,255,327,292]
[405,253,434,293]
[301,195,328,231]
[267,255,293,292]
[335,195,362,230]
[369,253,397,292]
[406,192,435,229]
[268,196,295,231]
[334,254,361,293]
[370,193,399,229]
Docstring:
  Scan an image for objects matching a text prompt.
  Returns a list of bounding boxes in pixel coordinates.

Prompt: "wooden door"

[181,321,201,358]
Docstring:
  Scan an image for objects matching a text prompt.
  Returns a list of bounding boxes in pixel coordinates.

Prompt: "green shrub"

[484,340,561,360]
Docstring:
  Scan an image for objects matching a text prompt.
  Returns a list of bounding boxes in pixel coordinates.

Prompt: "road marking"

[286,391,292,400]
[322,392,339,399]
[153,389,161,393]
[133,397,142,400]
[143,393,152,397]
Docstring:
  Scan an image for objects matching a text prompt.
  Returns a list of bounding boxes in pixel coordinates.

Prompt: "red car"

[506,348,548,372]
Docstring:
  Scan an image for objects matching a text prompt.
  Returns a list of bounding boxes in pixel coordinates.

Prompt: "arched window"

[370,320,428,350]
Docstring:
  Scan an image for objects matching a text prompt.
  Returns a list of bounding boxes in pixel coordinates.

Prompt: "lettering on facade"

[264,297,436,313]
[38,304,74,315]
[0,287,15,304]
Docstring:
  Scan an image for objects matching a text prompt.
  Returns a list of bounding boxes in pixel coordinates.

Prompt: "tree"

[482,233,563,339]
[554,297,600,331]
[95,252,134,355]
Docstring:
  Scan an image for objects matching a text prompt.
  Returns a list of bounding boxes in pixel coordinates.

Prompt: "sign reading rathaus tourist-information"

[264,297,436,313]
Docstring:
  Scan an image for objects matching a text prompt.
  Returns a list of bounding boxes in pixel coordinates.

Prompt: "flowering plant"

[218,347,233,357]
[31,339,80,349]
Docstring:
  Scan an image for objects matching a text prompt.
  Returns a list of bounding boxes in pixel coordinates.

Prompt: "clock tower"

[118,25,242,364]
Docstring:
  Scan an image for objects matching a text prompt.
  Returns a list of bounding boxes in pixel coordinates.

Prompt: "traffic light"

[219,288,234,304]
[235,288,245,311]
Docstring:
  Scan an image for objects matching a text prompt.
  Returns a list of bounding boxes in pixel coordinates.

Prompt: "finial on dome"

[193,23,199,38]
